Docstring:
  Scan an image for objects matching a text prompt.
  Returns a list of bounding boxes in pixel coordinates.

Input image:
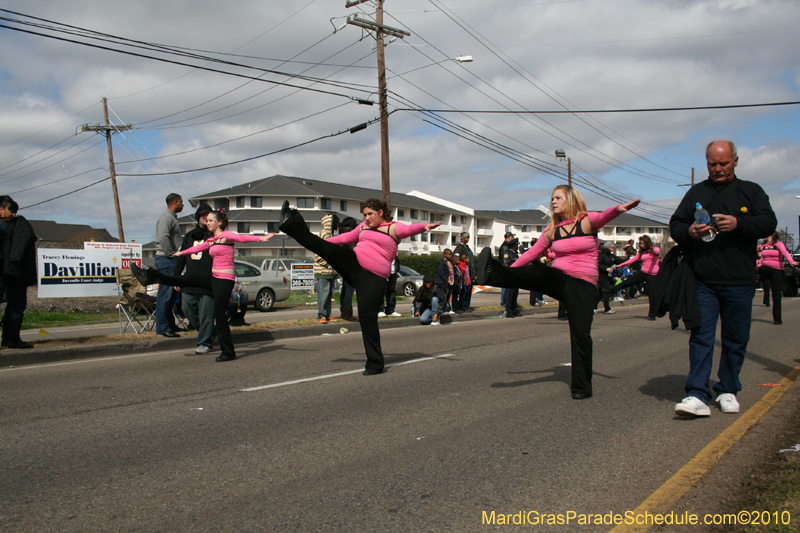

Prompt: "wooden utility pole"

[691,167,695,187]
[376,0,390,209]
[80,97,132,243]
[567,157,571,187]
[345,1,409,211]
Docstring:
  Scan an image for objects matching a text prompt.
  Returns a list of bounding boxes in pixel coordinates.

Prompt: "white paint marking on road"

[0,348,193,372]
[239,353,456,392]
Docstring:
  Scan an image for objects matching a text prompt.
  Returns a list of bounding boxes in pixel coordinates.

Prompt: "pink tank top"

[512,206,622,286]
[618,248,661,275]
[758,242,793,270]
[326,221,428,279]
[179,230,263,280]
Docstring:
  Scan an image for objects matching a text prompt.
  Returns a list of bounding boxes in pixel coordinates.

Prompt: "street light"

[389,56,474,78]
[555,149,571,187]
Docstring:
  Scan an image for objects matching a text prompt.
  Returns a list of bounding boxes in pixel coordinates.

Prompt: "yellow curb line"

[609,365,800,533]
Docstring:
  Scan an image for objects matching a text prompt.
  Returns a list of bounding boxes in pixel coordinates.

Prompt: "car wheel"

[255,288,275,312]
[403,283,416,297]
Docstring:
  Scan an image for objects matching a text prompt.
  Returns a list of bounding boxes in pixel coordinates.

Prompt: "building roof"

[177,209,345,225]
[142,234,306,251]
[29,220,117,246]
[474,210,550,225]
[191,175,471,215]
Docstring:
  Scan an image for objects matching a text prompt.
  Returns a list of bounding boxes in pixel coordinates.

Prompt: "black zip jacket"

[174,224,213,296]
[669,177,776,285]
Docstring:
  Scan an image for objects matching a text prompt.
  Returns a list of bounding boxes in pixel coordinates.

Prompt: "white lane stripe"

[0,348,194,372]
[239,353,456,392]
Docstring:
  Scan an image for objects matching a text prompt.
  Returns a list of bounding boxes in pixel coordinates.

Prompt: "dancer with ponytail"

[613,235,661,320]
[132,210,273,362]
[278,198,439,375]
[757,231,798,324]
[476,185,640,399]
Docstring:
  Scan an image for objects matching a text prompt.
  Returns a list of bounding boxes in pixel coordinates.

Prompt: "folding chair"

[116,268,157,334]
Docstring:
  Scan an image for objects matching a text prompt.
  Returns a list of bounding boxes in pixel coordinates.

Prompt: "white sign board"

[37,243,142,298]
[290,263,314,290]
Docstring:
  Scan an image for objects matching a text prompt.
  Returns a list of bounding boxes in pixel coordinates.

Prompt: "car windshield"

[399,266,420,276]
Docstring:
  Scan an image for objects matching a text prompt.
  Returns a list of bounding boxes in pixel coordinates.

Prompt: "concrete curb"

[0,299,650,368]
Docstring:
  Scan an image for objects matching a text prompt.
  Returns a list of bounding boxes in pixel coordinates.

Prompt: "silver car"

[396,265,424,297]
[233,261,292,312]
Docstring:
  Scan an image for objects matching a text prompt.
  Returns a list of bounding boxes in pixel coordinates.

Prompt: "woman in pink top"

[476,185,640,400]
[613,235,661,320]
[279,198,439,375]
[132,211,273,362]
[757,231,798,324]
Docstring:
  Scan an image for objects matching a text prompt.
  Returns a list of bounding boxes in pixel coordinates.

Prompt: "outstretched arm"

[587,200,640,231]
[326,223,365,244]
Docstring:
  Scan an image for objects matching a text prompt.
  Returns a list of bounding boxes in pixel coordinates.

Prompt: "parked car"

[261,258,344,292]
[396,265,424,297]
[145,261,292,312]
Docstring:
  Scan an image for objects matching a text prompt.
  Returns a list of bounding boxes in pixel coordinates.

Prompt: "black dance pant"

[484,259,597,395]
[759,265,783,322]
[614,271,656,318]
[595,274,613,311]
[280,210,388,372]
[150,270,235,357]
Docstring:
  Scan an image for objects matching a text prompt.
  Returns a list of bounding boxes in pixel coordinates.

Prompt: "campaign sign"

[84,242,142,269]
[290,263,314,290]
[38,247,132,298]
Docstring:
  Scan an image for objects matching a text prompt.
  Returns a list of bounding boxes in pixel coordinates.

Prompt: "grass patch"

[7,311,119,329]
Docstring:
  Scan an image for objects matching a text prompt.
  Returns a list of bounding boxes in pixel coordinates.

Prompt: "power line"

[20,176,110,210]
[392,101,800,114]
[8,167,105,194]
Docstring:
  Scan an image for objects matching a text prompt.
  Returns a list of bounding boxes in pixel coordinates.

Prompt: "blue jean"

[155,255,179,334]
[316,277,335,319]
[685,281,755,404]
[181,292,215,348]
[419,297,440,324]
[340,280,355,310]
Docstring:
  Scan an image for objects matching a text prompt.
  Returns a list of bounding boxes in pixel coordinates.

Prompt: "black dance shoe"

[216,353,237,362]
[279,200,293,228]
[130,263,157,286]
[774,320,782,325]
[476,248,494,285]
[572,392,592,400]
[363,368,384,376]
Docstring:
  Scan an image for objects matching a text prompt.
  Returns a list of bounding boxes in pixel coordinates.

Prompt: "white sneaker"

[445,310,456,315]
[390,311,401,317]
[605,309,616,314]
[194,345,211,354]
[430,320,441,326]
[593,309,597,314]
[675,396,711,417]
[716,393,740,413]
[377,311,386,317]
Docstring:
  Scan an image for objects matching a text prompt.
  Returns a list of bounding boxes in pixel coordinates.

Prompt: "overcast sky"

[1,0,798,244]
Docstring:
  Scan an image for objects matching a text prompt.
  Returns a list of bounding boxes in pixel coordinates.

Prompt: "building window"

[461,216,467,225]
[635,227,644,233]
[451,235,457,245]
[236,196,245,208]
[536,225,545,232]
[321,198,332,210]
[268,222,278,233]
[421,232,428,242]
[410,234,418,241]
[214,199,229,211]
[297,197,314,208]
[237,222,250,233]
[422,211,429,221]
[340,200,347,212]
[521,225,531,232]
[505,225,513,234]
[239,248,251,257]
[654,228,662,234]
[250,197,262,208]
[397,208,405,219]
[410,209,418,219]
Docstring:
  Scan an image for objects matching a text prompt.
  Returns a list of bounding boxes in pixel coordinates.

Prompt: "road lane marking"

[608,364,800,533]
[0,348,194,372]
[240,353,456,392]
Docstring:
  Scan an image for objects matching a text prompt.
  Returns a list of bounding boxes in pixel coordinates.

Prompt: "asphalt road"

[2,298,797,532]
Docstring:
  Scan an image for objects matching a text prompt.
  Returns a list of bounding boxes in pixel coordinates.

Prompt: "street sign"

[290,263,314,290]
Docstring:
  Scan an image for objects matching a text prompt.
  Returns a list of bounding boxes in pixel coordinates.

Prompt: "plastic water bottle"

[694,203,716,242]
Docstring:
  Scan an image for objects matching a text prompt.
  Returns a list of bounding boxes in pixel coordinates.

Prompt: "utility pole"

[80,97,132,243]
[567,157,571,187]
[345,0,410,211]
[691,167,695,187]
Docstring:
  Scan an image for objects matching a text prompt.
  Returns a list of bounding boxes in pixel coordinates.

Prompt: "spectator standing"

[457,253,473,313]
[315,214,340,325]
[453,232,476,310]
[501,238,521,318]
[337,217,358,321]
[0,197,36,349]
[757,231,797,324]
[174,202,215,354]
[671,140,777,417]
[498,232,515,308]
[595,242,622,314]
[432,248,456,323]
[154,193,184,338]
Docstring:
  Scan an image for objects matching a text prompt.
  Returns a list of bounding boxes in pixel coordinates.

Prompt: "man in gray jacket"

[154,193,183,337]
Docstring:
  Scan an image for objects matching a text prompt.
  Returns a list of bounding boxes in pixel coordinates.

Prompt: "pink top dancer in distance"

[131,210,273,362]
[757,231,798,323]
[278,198,439,376]
[476,185,640,400]
[611,234,661,319]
